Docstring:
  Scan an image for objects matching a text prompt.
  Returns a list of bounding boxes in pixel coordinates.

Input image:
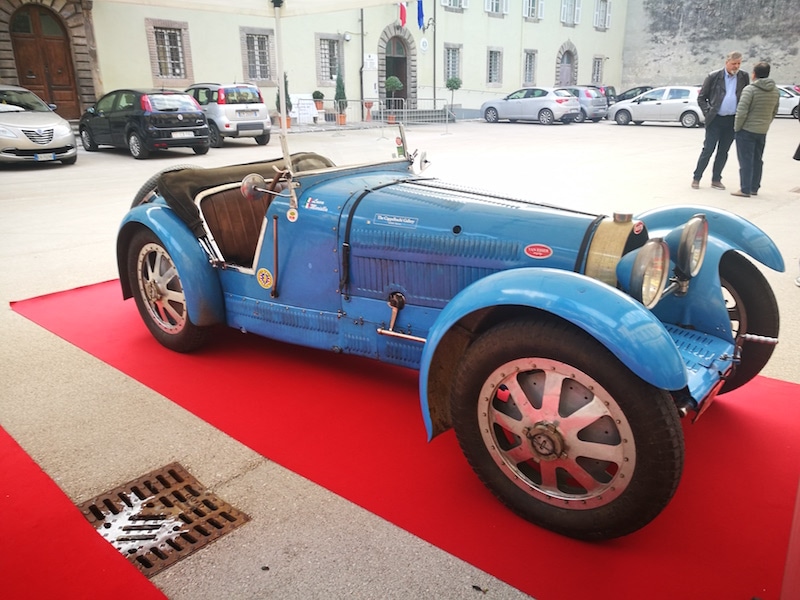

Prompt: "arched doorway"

[9,4,80,118]
[385,37,408,108]
[378,23,417,110]
[555,41,578,87]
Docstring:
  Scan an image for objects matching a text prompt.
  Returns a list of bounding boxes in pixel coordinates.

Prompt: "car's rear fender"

[419,268,688,439]
[636,205,785,272]
[117,204,225,326]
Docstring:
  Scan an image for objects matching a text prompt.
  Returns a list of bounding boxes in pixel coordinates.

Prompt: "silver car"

[0,84,77,165]
[563,86,609,122]
[609,86,704,128]
[185,83,271,148]
[777,85,799,119]
[480,87,580,125]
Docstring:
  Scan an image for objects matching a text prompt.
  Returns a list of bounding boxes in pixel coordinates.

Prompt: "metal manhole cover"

[77,462,249,577]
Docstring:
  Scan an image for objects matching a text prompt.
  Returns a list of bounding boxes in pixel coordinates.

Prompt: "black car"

[79,89,210,159]
[616,86,656,103]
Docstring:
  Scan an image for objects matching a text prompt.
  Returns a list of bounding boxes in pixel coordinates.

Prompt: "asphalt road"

[2,116,798,599]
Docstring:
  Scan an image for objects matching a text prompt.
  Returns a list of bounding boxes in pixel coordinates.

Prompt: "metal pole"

[271,0,292,171]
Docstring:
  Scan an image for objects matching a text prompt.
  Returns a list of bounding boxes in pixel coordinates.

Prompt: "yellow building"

[0,0,627,120]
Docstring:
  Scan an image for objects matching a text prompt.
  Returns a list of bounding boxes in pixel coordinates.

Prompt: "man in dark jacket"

[731,62,780,198]
[691,51,750,190]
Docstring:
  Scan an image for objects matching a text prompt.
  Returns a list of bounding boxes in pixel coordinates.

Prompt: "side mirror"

[240,173,269,201]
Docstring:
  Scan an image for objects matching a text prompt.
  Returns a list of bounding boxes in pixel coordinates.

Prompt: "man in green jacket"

[731,62,780,198]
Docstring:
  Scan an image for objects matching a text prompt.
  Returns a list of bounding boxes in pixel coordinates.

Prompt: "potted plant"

[334,71,347,125]
[445,76,462,122]
[384,75,403,123]
[312,90,324,111]
[275,72,292,128]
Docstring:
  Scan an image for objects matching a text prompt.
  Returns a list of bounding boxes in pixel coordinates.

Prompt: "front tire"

[193,144,210,155]
[127,229,210,352]
[719,252,780,393]
[80,127,98,151]
[484,107,499,123]
[450,317,684,541]
[615,110,631,125]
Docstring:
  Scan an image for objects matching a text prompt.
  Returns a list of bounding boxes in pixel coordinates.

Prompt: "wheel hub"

[144,279,161,302]
[526,422,565,461]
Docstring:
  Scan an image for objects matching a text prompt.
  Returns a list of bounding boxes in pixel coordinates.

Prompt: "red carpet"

[0,425,167,599]
[10,280,800,600]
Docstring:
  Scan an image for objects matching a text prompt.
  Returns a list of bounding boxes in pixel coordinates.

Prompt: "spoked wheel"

[680,111,699,128]
[208,122,223,148]
[615,110,631,125]
[574,110,586,124]
[719,251,780,393]
[80,128,98,151]
[127,229,209,352]
[451,318,684,541]
[484,107,499,123]
[538,109,554,125]
[128,132,150,159]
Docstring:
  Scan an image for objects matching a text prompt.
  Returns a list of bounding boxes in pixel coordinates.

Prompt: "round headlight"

[629,239,670,309]
[676,214,708,278]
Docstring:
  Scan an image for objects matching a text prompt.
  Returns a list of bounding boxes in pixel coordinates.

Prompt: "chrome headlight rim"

[629,238,670,309]
[676,214,708,279]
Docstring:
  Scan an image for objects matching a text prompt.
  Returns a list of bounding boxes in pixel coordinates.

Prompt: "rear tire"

[574,110,586,124]
[255,133,270,145]
[128,132,149,159]
[538,108,554,125]
[127,228,210,353]
[131,164,202,208]
[208,122,223,148]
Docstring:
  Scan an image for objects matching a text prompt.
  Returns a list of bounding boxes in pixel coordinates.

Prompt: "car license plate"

[171,131,194,138]
[237,110,258,117]
[34,153,56,162]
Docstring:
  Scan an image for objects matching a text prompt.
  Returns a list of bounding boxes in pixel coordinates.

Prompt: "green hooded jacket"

[734,78,779,134]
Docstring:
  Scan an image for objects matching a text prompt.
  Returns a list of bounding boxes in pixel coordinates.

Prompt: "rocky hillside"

[623,0,800,86]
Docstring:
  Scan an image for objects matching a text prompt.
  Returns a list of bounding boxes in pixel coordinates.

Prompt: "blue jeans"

[693,114,735,182]
[734,129,766,195]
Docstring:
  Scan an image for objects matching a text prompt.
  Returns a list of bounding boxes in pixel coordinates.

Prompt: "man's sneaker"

[691,180,700,189]
[711,181,726,190]
[731,190,751,197]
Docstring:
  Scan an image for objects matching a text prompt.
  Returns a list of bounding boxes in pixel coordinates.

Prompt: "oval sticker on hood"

[524,244,553,259]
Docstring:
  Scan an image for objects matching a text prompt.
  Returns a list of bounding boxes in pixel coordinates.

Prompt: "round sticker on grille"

[524,244,553,259]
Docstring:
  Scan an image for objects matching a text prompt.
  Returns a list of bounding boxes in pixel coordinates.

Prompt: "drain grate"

[77,462,250,577]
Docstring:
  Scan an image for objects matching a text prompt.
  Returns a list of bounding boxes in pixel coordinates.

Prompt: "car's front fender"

[419,268,687,439]
[636,205,785,272]
[117,204,225,326]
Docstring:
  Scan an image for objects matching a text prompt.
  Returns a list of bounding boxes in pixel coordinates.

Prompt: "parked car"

[615,86,655,103]
[79,89,209,159]
[609,86,704,127]
[480,87,580,124]
[562,86,608,122]
[583,84,617,106]
[0,84,77,165]
[117,125,784,542]
[777,85,800,119]
[185,83,271,148]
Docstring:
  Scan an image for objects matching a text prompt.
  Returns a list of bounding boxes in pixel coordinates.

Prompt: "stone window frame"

[523,50,537,86]
[444,44,462,81]
[316,34,343,89]
[487,47,503,87]
[145,18,193,88]
[240,27,276,84]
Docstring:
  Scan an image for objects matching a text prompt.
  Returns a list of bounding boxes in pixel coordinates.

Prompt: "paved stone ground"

[2,117,798,599]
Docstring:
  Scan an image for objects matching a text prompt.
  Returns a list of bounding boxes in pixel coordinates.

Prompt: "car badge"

[177,114,184,121]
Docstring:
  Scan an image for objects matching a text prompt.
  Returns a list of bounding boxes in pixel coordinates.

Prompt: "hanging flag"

[417,1,425,29]
[399,2,407,27]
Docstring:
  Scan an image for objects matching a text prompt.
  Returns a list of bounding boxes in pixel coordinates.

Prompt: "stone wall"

[622,0,800,87]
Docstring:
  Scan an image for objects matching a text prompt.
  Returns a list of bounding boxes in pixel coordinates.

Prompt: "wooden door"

[10,5,80,119]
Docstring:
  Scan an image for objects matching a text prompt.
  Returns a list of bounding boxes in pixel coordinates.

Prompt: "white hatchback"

[609,86,704,128]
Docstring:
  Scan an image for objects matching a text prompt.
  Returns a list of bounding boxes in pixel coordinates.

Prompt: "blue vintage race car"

[117,127,783,541]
